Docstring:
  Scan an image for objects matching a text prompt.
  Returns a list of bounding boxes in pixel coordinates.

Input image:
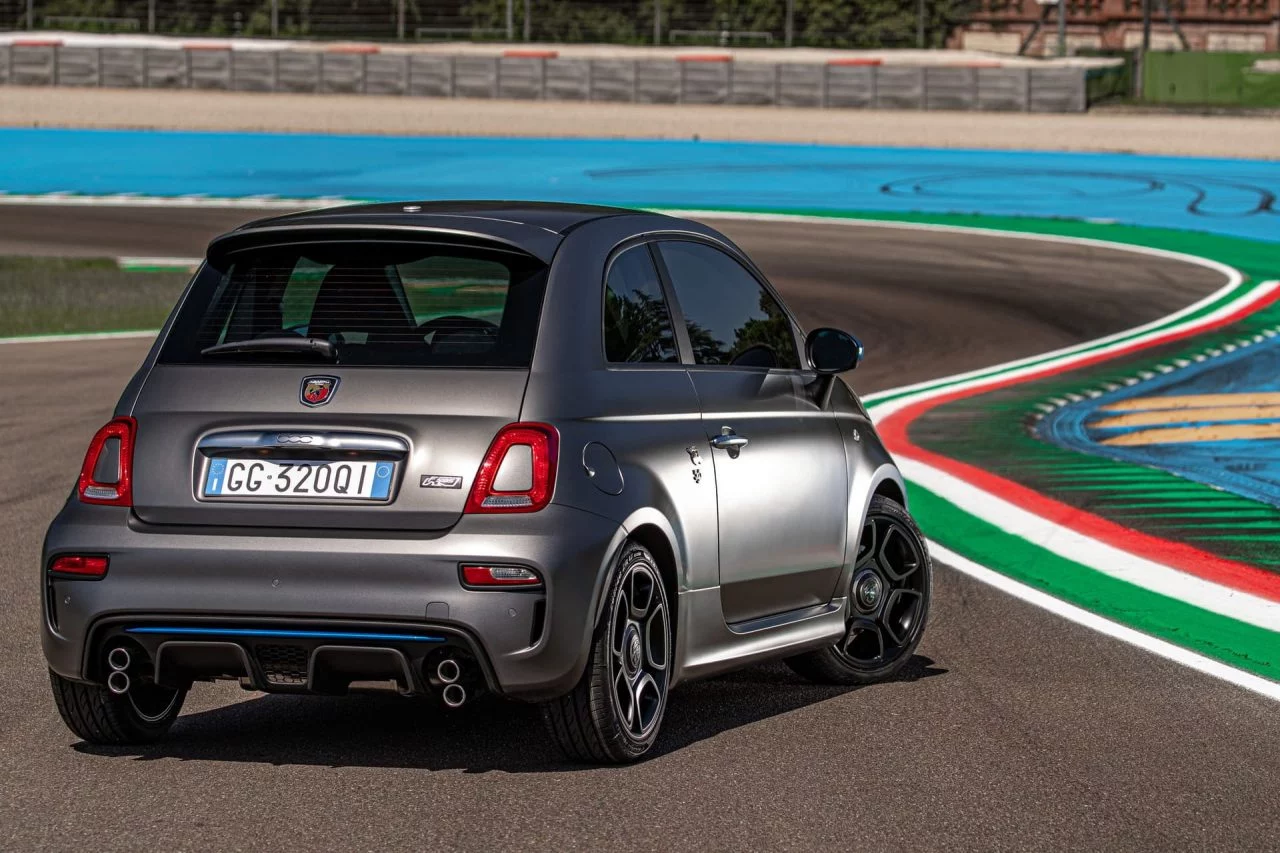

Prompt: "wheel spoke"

[855,519,877,569]
[644,603,669,671]
[880,589,923,646]
[629,566,654,620]
[613,668,636,729]
[878,522,921,582]
[841,619,885,663]
[632,672,661,734]
[611,590,630,658]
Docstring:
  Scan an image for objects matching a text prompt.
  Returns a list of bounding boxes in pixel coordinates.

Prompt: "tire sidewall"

[589,542,671,760]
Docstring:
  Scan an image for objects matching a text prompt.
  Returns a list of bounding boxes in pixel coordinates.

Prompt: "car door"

[655,239,849,625]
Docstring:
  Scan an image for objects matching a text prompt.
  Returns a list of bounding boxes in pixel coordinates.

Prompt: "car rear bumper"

[41,501,625,700]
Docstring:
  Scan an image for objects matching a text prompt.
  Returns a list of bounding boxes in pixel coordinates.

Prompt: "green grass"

[0,257,190,338]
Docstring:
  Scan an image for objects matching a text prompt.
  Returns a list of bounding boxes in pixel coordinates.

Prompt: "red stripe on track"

[879,283,1280,602]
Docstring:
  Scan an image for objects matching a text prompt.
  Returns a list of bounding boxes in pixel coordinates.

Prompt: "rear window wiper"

[200,337,338,362]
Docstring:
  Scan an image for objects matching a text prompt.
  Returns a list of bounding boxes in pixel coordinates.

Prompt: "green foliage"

[14,0,971,47]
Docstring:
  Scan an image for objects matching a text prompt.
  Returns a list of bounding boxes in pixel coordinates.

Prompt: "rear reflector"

[464,422,558,514]
[461,564,542,587]
[78,416,136,506]
[49,555,109,578]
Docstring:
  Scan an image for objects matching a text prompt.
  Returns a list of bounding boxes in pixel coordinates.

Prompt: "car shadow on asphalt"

[74,656,945,772]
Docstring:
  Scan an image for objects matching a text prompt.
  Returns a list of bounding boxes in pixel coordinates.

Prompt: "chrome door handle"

[710,427,749,458]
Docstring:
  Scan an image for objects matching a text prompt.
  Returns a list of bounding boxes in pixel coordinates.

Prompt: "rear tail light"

[78,416,136,506]
[49,555,109,578]
[460,564,542,587]
[464,422,558,514]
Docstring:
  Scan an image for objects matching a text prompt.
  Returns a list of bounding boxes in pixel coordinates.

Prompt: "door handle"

[710,426,749,458]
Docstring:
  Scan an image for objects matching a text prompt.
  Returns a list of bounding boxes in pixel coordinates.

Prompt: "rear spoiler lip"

[207,221,562,265]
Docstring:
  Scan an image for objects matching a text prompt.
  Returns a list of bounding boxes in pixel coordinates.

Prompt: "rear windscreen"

[159,241,548,367]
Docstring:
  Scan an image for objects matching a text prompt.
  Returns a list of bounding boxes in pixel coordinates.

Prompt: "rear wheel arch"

[624,523,680,653]
[871,477,906,509]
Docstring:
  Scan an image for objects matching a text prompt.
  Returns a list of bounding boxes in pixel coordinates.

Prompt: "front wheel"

[542,541,672,764]
[49,669,186,745]
[787,494,932,685]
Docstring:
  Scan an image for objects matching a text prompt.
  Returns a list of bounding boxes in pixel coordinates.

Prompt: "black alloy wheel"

[786,494,932,685]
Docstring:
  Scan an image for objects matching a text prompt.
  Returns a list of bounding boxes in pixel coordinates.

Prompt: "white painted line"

[930,541,1280,702]
[117,256,202,269]
[0,193,347,210]
[0,329,157,346]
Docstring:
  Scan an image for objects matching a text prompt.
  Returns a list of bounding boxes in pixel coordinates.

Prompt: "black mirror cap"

[806,327,863,374]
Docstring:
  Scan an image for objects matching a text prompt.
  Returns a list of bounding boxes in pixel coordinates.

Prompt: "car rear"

[42,226,623,705]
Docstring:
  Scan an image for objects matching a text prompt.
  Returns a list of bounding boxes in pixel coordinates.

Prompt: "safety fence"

[0,43,1088,111]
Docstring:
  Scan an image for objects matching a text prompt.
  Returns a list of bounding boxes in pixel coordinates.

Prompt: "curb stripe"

[908,456,1280,629]
[876,282,1280,603]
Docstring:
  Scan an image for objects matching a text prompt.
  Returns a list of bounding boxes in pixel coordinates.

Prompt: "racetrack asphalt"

[1,207,1276,851]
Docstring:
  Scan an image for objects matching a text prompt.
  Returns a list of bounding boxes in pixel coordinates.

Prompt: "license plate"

[202,458,394,501]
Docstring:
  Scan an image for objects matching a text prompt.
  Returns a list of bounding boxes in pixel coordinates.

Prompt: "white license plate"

[202,458,394,501]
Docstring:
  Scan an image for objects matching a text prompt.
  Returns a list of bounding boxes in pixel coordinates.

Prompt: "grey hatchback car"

[42,202,932,763]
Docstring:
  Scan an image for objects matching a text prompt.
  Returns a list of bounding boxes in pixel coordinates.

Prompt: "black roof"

[211,201,673,264]
[240,201,656,236]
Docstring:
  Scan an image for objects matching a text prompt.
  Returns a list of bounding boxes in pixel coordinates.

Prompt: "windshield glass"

[159,241,547,367]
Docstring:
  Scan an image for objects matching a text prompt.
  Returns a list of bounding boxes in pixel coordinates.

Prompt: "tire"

[787,494,932,685]
[49,669,186,745]
[542,541,672,764]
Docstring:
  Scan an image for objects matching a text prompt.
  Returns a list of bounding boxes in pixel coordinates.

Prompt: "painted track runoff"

[1,206,1277,852]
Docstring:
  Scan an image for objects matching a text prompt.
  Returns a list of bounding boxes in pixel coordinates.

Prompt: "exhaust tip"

[107,670,130,695]
[441,683,466,708]
[107,647,132,672]
[436,658,461,685]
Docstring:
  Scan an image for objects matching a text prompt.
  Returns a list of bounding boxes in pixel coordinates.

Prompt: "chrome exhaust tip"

[441,683,466,708]
[107,647,132,672]
[107,670,130,695]
[436,658,461,685]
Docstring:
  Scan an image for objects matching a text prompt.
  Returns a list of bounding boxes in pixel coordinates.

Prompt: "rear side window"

[603,245,678,364]
[159,242,547,367]
[657,241,800,369]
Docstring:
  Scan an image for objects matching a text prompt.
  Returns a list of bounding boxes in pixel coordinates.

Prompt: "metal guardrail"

[0,45,1090,112]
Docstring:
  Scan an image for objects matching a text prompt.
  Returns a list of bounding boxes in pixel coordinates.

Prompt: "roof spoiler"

[207,218,562,265]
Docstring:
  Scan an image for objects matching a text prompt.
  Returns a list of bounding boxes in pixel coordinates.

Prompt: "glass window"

[159,242,546,367]
[657,241,799,369]
[603,245,678,364]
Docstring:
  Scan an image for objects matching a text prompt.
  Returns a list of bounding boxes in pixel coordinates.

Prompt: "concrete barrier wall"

[1,46,1092,112]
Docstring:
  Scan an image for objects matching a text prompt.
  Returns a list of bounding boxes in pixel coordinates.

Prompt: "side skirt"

[671,587,846,686]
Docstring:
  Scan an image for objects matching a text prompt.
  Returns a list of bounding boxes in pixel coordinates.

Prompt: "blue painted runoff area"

[1039,337,1280,508]
[2,128,1279,242]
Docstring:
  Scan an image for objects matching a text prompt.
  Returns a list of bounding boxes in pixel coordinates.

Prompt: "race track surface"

[2,207,1277,851]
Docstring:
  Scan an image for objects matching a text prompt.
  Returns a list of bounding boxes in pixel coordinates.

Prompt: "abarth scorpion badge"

[300,376,339,407]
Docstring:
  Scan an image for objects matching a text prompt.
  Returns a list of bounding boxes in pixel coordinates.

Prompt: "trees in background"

[10,0,970,47]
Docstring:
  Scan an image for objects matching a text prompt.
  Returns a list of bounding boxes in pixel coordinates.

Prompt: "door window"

[603,245,679,364]
[657,241,799,369]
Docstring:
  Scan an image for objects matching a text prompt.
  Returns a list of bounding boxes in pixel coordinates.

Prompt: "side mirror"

[805,327,863,374]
